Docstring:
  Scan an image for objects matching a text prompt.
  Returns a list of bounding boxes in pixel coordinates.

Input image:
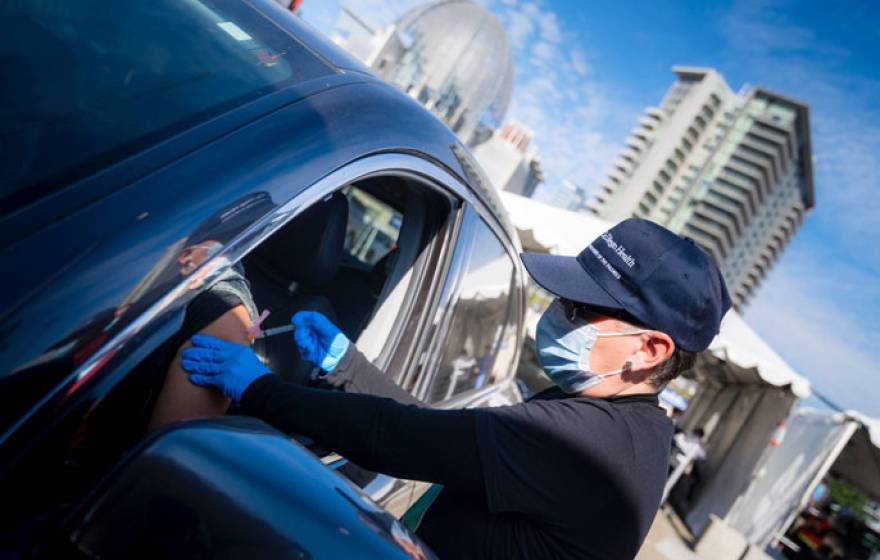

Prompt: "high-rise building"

[544,179,590,212]
[332,1,514,146]
[472,121,544,197]
[588,67,814,308]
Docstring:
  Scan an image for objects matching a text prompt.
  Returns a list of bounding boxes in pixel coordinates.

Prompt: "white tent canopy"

[834,410,880,502]
[498,191,612,256]
[727,408,880,549]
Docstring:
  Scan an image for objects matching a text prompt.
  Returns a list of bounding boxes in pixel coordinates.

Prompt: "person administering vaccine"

[181,218,731,560]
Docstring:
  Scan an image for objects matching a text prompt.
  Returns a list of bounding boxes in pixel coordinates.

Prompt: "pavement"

[636,506,704,560]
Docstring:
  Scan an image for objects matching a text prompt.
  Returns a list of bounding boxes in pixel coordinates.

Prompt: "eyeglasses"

[559,298,647,332]
[560,298,599,323]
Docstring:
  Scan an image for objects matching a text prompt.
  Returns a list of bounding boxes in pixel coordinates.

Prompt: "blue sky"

[299,0,880,416]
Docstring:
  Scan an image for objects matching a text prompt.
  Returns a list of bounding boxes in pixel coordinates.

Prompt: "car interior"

[246,177,450,386]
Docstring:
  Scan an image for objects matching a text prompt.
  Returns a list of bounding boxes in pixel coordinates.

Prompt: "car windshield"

[0,0,334,212]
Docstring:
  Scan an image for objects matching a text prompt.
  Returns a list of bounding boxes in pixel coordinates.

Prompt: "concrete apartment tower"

[588,67,814,309]
[472,121,544,197]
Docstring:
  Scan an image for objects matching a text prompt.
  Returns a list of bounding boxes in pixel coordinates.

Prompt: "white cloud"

[481,0,636,197]
[570,50,590,77]
[530,41,554,61]
[505,10,535,45]
[536,9,561,44]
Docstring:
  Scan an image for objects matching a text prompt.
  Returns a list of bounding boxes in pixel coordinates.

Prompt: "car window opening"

[51,176,452,505]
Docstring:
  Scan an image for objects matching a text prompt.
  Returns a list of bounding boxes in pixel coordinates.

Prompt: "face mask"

[535,299,649,394]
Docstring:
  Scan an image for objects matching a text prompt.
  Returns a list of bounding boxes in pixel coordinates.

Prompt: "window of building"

[427,218,515,403]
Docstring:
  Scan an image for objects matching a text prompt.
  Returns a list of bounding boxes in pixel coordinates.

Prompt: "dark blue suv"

[0,1,525,557]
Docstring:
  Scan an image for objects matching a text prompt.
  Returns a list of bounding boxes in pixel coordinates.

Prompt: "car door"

[371,204,525,511]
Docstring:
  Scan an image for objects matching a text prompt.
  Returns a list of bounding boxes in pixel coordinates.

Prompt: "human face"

[557,299,654,396]
[177,241,222,275]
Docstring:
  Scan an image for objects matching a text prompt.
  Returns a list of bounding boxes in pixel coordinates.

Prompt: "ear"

[629,331,675,375]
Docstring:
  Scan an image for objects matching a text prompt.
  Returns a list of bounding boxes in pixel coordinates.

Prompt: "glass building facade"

[368,1,514,145]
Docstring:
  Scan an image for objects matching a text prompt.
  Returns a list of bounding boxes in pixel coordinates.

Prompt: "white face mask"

[535,299,649,394]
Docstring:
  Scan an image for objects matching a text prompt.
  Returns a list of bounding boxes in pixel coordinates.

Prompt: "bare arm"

[148,304,253,431]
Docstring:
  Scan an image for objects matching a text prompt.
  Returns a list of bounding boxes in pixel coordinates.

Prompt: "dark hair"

[649,347,697,388]
[609,308,698,388]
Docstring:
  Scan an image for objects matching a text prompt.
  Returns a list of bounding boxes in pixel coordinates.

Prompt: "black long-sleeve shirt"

[240,347,674,560]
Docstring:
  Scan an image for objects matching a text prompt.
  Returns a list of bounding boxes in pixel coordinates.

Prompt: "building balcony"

[732,147,778,187]
[699,200,743,237]
[717,173,759,214]
[683,222,725,263]
[646,106,665,121]
[735,144,781,185]
[703,191,746,234]
[620,146,641,163]
[692,207,735,251]
[748,124,794,162]
[724,160,769,203]
[612,158,632,175]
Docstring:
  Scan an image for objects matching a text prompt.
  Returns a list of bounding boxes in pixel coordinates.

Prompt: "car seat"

[247,193,349,384]
[327,248,399,339]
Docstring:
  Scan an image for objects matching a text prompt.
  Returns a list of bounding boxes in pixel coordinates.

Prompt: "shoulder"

[183,265,256,337]
[475,396,623,449]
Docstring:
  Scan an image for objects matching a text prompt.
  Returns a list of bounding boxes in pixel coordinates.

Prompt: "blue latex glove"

[291,311,350,373]
[182,335,272,403]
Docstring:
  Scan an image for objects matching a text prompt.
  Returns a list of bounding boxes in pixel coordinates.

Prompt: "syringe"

[253,324,295,339]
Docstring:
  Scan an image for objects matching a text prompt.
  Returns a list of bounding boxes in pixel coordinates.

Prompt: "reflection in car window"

[428,219,515,403]
[342,187,403,266]
[1,0,333,210]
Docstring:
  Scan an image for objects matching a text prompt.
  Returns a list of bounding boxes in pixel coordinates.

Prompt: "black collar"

[605,393,660,406]
[531,387,660,406]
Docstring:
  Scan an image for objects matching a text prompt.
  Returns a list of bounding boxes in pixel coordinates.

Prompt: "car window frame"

[411,204,525,406]
[350,176,458,368]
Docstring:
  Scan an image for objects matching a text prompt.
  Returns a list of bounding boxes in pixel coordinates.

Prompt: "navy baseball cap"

[521,218,731,352]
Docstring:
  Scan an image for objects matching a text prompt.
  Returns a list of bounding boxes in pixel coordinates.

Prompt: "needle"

[254,324,295,339]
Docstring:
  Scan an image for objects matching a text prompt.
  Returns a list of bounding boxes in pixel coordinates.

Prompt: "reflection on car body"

[0,0,526,557]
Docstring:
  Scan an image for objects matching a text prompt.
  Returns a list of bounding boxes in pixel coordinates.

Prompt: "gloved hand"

[291,311,350,373]
[182,335,272,403]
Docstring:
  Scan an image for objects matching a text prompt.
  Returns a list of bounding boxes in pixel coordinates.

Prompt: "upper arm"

[148,304,253,431]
